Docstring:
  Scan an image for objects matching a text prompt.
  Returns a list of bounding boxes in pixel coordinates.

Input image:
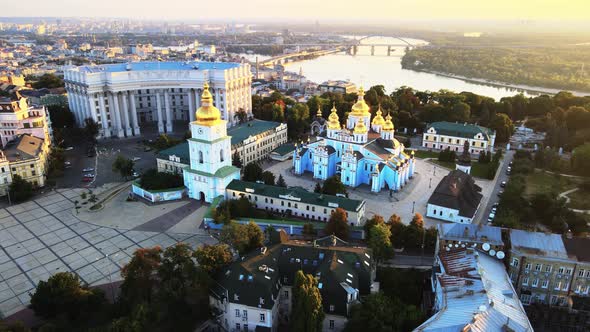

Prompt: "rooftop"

[3,134,45,162]
[509,229,568,259]
[563,237,590,262]
[226,180,364,212]
[270,143,296,156]
[428,170,483,218]
[227,119,283,146]
[428,121,494,140]
[438,224,504,246]
[415,248,533,332]
[73,61,242,74]
[157,141,190,165]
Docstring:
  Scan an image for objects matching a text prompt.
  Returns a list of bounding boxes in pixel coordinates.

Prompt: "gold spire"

[316,104,323,118]
[353,120,368,134]
[327,104,340,130]
[351,86,370,116]
[195,82,221,126]
[382,112,394,132]
[372,105,385,126]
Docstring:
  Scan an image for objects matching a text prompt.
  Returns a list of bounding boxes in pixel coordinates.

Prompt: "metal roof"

[509,229,568,259]
[438,224,504,246]
[75,61,240,73]
[428,121,494,140]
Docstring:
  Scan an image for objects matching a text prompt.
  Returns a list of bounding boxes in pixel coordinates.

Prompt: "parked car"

[82,168,94,172]
[64,146,74,151]
[500,181,507,188]
[132,157,141,162]
[487,212,495,223]
[509,161,513,166]
[82,177,93,182]
[491,206,497,214]
[132,171,140,178]
[64,161,71,166]
[497,190,504,197]
[83,173,95,178]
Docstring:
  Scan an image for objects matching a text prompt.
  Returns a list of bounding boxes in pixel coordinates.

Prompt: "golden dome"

[382,113,394,131]
[327,104,340,130]
[351,86,371,116]
[316,105,323,118]
[195,82,221,126]
[372,106,385,126]
[353,120,368,134]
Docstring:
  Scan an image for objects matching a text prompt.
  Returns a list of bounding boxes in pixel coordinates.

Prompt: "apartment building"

[422,121,496,154]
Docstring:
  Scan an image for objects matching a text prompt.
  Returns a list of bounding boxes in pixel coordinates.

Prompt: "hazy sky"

[3,0,590,21]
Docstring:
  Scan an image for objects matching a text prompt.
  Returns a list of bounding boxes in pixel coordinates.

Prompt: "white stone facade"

[426,203,475,224]
[64,61,252,138]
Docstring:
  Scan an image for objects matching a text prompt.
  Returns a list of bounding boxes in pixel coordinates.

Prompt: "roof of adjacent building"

[270,143,296,156]
[428,170,483,218]
[563,237,590,262]
[226,180,365,212]
[509,229,568,259]
[73,61,241,73]
[437,224,504,247]
[427,121,494,140]
[4,134,45,162]
[415,248,533,332]
[228,119,283,146]
[215,238,373,317]
[157,141,190,164]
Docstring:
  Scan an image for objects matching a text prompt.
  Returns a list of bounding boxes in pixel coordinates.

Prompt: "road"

[474,150,515,225]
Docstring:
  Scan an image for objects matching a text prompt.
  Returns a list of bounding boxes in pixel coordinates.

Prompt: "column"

[87,93,98,123]
[156,90,164,133]
[164,89,173,133]
[188,89,195,122]
[129,91,140,135]
[195,89,201,110]
[121,92,132,137]
[110,92,124,138]
[215,87,222,123]
[68,89,80,126]
[98,93,110,138]
[77,92,88,123]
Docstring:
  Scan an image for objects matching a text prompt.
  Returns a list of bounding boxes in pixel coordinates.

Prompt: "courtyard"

[0,186,214,319]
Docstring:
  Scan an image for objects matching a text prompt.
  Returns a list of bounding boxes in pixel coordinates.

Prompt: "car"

[87,152,95,158]
[500,181,507,187]
[497,190,504,197]
[83,173,95,178]
[143,147,152,152]
[487,213,495,223]
[82,177,93,182]
[132,171,140,178]
[132,157,141,162]
[82,167,94,172]
[509,161,513,167]
[64,146,74,151]
[506,169,511,175]
[64,161,71,166]
[491,207,497,214]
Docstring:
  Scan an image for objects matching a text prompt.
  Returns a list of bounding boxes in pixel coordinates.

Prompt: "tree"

[290,271,325,332]
[451,102,471,122]
[261,171,275,185]
[9,174,34,203]
[363,215,385,241]
[245,221,265,250]
[32,73,64,89]
[572,143,590,176]
[490,113,514,143]
[120,247,162,307]
[344,293,424,332]
[194,244,233,274]
[112,155,134,179]
[276,174,287,187]
[29,272,105,319]
[232,150,243,168]
[368,223,393,263]
[83,118,100,144]
[322,175,347,196]
[243,162,263,182]
[313,182,322,193]
[220,221,264,253]
[325,208,350,240]
[303,222,316,238]
[47,105,75,129]
[234,108,248,124]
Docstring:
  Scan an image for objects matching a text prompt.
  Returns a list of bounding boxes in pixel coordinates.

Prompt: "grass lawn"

[524,170,582,198]
[470,162,495,179]
[431,160,455,170]
[566,188,590,210]
[411,150,439,159]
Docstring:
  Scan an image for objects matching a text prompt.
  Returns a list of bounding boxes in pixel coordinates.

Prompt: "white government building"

[64,61,252,138]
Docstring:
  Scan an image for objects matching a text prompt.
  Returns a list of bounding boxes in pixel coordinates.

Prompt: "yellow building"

[4,134,49,188]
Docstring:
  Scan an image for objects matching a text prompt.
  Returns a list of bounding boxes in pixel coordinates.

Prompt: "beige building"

[564,237,590,299]
[508,229,576,307]
[0,95,52,148]
[422,121,496,154]
[4,134,50,188]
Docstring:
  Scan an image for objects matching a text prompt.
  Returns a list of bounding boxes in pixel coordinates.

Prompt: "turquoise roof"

[271,143,296,156]
[228,119,282,146]
[428,121,494,140]
[157,142,190,164]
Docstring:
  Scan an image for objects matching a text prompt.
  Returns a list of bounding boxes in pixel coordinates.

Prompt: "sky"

[2,0,590,22]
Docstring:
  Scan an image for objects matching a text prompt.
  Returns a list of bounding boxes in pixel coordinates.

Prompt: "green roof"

[271,143,296,156]
[228,119,282,146]
[429,121,494,140]
[184,165,240,179]
[157,141,190,164]
[226,180,364,212]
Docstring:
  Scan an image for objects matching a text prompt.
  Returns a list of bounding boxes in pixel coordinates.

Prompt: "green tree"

[261,171,275,185]
[193,244,233,274]
[325,208,350,240]
[290,271,325,332]
[313,182,322,193]
[83,118,100,144]
[29,272,105,320]
[572,143,590,176]
[364,215,385,241]
[276,174,287,187]
[47,105,75,129]
[322,175,347,196]
[245,221,265,250]
[107,303,149,332]
[243,162,263,182]
[451,102,471,122]
[233,108,248,124]
[303,222,316,238]
[368,223,393,263]
[32,73,64,89]
[9,174,34,203]
[120,247,162,308]
[345,292,424,332]
[112,155,134,179]
[220,221,264,253]
[232,150,243,168]
[490,113,514,143]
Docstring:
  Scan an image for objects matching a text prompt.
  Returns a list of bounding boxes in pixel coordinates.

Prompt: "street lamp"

[429,178,432,189]
[433,166,436,176]
[412,201,415,213]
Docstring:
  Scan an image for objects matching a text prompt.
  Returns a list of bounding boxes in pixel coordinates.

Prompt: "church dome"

[372,106,385,126]
[195,82,221,126]
[327,104,340,130]
[351,87,371,116]
[353,120,368,134]
[382,113,394,132]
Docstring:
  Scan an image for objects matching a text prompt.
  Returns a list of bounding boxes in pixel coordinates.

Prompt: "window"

[220,149,224,162]
[566,268,573,275]
[511,258,519,267]
[578,269,585,277]
[522,277,529,286]
[562,282,569,291]
[544,265,552,273]
[535,264,542,271]
[542,280,549,288]
[558,267,565,274]
[329,305,335,312]
[236,323,241,330]
[283,290,288,299]
[532,278,539,287]
[329,320,335,330]
[243,310,247,319]
[244,324,248,331]
[555,281,562,290]
[235,309,240,317]
[525,263,531,270]
[259,313,265,323]
[198,151,203,163]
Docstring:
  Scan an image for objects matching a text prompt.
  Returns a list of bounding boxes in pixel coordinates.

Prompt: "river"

[273,36,547,100]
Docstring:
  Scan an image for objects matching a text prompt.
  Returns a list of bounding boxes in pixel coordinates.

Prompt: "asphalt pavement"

[478,150,515,225]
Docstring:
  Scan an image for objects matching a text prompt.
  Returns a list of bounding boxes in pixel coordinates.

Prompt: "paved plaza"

[265,158,495,227]
[0,188,215,318]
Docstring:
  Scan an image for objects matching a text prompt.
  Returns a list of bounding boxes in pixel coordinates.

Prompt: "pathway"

[558,187,590,214]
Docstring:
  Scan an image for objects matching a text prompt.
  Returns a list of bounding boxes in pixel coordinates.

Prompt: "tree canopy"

[290,270,325,332]
[324,208,350,240]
